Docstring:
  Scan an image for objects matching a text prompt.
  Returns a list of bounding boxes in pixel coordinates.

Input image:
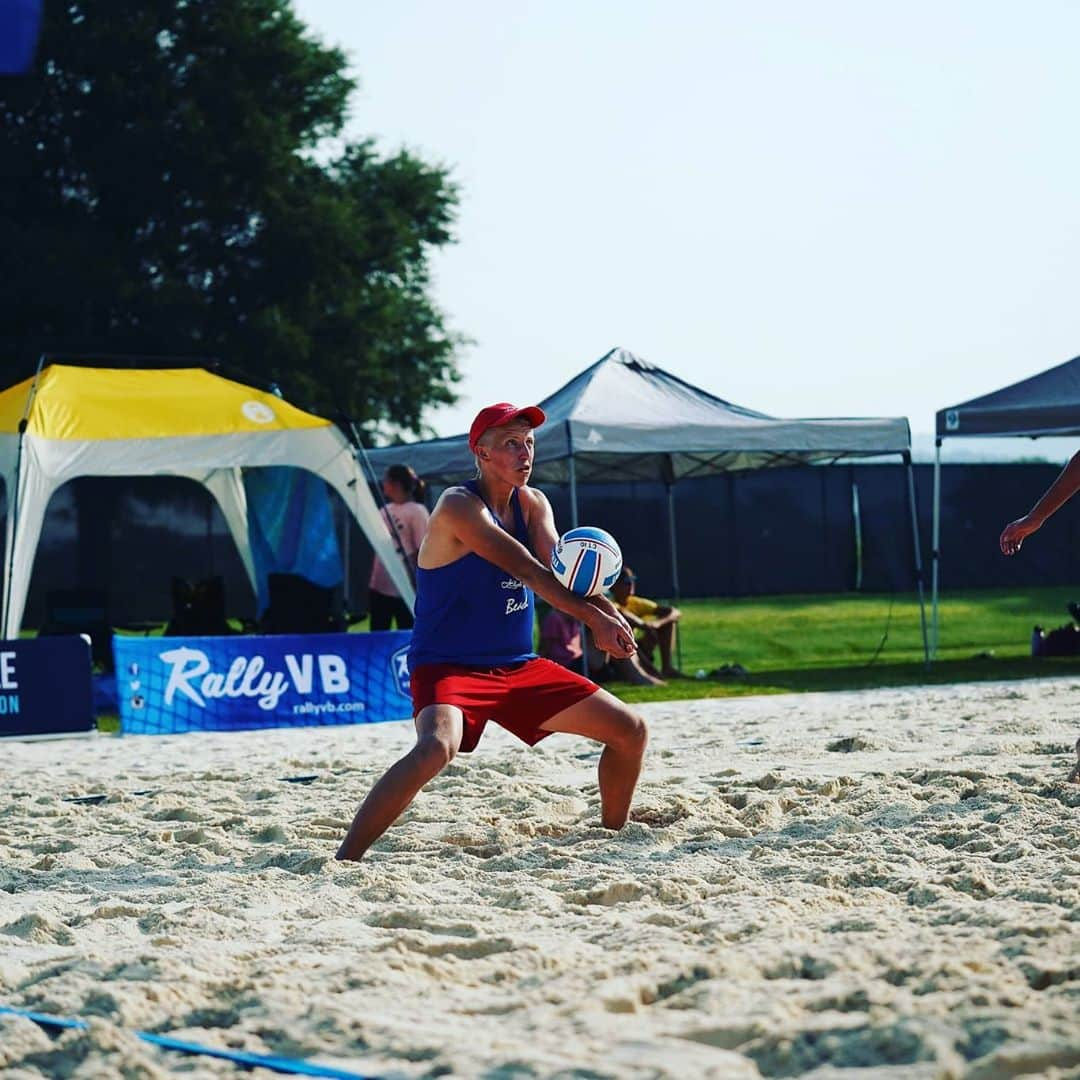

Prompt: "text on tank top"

[407,480,536,669]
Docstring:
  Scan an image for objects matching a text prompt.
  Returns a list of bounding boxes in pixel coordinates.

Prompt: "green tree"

[0,0,461,435]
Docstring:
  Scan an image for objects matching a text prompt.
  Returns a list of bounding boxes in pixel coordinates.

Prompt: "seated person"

[610,567,684,678]
[583,624,666,687]
[538,604,584,671]
[538,584,668,688]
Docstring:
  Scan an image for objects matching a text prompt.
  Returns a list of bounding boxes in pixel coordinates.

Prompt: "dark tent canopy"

[931,354,1080,657]
[936,354,1080,439]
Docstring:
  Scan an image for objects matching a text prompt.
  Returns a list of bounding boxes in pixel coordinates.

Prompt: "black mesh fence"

[5,462,1079,625]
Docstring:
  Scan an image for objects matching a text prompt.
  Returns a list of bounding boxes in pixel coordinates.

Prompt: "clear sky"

[292,1,1080,460]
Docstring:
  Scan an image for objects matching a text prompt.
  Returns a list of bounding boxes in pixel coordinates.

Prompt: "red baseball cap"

[468,402,546,451]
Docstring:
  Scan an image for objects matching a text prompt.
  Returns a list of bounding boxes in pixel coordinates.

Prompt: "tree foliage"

[0,0,461,434]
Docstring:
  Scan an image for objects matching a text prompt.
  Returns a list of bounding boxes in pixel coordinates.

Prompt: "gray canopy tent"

[932,354,1080,657]
[371,347,929,659]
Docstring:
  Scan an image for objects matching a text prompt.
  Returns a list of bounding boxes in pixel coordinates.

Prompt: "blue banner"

[113,632,413,735]
[0,0,42,75]
[0,637,94,738]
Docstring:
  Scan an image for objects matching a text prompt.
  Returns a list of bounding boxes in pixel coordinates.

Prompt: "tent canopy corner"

[0,363,414,638]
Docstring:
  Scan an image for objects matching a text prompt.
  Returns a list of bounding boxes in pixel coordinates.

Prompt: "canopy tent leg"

[2,472,58,640]
[567,450,579,528]
[666,480,683,672]
[343,421,417,609]
[200,469,257,597]
[1,487,13,635]
[1,451,23,638]
[851,472,864,591]
[341,497,351,620]
[566,448,590,675]
[2,357,46,639]
[931,438,942,660]
[904,452,930,665]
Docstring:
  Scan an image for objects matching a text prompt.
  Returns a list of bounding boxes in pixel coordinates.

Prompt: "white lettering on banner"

[161,647,210,706]
[0,651,17,689]
[223,657,246,696]
[390,644,411,697]
[285,654,313,693]
[505,596,529,615]
[159,648,352,712]
[318,655,349,693]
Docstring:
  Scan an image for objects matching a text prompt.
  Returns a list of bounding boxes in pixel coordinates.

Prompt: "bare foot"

[631,672,665,687]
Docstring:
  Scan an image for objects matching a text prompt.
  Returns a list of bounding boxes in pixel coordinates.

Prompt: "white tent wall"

[1,435,58,639]
[0,428,415,639]
[0,433,22,632]
[194,468,258,591]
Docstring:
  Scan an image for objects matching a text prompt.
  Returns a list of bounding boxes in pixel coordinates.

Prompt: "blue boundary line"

[60,775,322,804]
[0,1006,378,1079]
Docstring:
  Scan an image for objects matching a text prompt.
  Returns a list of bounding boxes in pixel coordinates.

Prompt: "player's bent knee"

[612,708,648,754]
[414,733,456,774]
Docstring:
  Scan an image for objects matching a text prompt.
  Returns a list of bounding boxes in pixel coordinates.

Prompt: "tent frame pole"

[931,437,942,660]
[2,354,46,639]
[344,418,416,600]
[665,463,683,673]
[851,467,863,591]
[567,437,579,529]
[903,451,930,665]
[666,483,680,601]
[566,424,589,676]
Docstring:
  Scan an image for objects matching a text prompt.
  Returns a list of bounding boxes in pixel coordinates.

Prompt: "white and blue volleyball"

[551,527,623,597]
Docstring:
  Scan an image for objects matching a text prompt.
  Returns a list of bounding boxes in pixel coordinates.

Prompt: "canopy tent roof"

[369,348,912,484]
[0,365,330,440]
[368,346,927,661]
[930,352,1080,661]
[935,355,1080,439]
[0,363,414,637]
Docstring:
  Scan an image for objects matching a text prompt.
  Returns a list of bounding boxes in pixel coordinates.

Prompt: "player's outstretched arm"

[1000,450,1080,555]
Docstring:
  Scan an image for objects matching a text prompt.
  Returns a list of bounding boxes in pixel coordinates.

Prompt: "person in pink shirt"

[369,464,430,630]
[538,605,584,669]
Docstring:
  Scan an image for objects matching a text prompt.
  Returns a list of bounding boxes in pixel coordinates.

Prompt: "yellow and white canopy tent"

[0,363,415,638]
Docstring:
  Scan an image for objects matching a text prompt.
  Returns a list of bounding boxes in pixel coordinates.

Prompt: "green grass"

[96,587,1080,730]
[613,586,1080,703]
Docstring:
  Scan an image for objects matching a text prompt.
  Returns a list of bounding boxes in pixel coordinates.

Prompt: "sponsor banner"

[0,637,94,738]
[113,631,413,735]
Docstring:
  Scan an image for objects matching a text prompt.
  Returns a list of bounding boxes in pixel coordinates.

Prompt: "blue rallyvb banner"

[113,632,413,735]
[0,637,94,738]
[0,0,42,74]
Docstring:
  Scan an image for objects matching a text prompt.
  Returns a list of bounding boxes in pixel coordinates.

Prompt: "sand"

[0,677,1078,1079]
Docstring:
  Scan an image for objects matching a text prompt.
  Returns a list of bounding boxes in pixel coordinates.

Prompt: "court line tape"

[61,775,322,804]
[0,1006,377,1079]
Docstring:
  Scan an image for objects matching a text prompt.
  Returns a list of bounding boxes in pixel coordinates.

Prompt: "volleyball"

[550,527,623,596]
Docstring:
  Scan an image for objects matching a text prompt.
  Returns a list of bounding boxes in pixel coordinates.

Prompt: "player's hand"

[999,516,1038,556]
[592,611,636,658]
[586,594,633,637]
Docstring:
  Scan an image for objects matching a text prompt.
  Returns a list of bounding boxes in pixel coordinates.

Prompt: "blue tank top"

[407,481,536,669]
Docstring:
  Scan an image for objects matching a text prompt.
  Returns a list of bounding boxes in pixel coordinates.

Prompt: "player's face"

[483,424,535,485]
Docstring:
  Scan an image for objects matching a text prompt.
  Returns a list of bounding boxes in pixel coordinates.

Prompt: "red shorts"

[409,657,599,753]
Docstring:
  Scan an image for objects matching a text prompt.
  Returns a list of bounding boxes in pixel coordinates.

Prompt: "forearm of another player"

[1027,451,1080,526]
